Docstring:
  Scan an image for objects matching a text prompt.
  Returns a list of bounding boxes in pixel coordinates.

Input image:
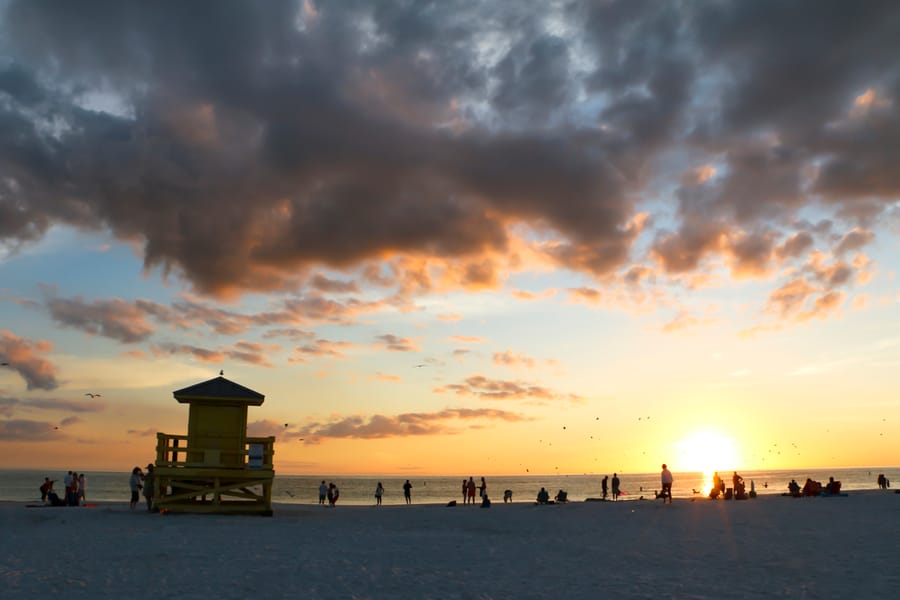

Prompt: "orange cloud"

[296,407,531,441]
[0,330,59,391]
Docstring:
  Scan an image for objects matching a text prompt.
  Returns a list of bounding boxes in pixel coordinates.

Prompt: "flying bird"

[85,393,101,398]
[414,364,427,368]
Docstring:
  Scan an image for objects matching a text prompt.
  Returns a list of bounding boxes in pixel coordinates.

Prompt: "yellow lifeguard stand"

[153,375,275,515]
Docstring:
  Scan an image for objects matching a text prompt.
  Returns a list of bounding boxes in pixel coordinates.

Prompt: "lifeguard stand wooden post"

[153,375,275,515]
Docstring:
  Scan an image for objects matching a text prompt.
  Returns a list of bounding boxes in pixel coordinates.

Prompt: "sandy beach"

[1,490,897,599]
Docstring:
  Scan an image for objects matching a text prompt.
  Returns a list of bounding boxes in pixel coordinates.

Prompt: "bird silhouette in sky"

[219,370,224,376]
[414,364,427,368]
[85,393,101,398]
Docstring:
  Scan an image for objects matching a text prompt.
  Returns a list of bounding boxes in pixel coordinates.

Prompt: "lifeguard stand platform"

[153,375,275,515]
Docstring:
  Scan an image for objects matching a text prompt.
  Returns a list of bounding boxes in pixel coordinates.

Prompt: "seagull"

[414,364,427,368]
[85,393,101,398]
[219,370,224,376]
[0,362,9,366]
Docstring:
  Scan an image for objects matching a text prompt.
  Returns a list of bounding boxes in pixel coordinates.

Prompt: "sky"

[0,0,898,476]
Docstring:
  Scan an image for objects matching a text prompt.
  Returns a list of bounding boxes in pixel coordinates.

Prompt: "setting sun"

[674,430,742,474]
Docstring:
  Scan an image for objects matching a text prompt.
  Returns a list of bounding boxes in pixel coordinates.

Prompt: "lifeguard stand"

[153,375,275,515]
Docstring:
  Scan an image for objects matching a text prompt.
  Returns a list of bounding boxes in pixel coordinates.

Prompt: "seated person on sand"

[824,477,842,495]
[801,478,821,497]
[788,479,801,497]
[536,487,550,504]
[555,490,568,503]
[503,489,513,503]
[481,492,491,508]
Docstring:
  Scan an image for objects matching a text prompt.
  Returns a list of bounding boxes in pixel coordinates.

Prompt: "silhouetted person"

[554,489,568,503]
[129,467,143,510]
[825,476,842,495]
[462,480,468,503]
[612,473,621,501]
[318,480,328,504]
[536,487,550,504]
[601,475,608,500]
[660,464,673,504]
[732,471,745,498]
[503,489,513,503]
[143,464,155,511]
[403,479,412,504]
[375,482,384,506]
[711,472,723,499]
[466,477,477,505]
[39,477,53,502]
[788,479,801,497]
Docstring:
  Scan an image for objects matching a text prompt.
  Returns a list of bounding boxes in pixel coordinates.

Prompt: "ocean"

[2,466,896,506]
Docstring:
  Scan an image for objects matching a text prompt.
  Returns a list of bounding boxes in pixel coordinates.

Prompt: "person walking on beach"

[601,475,608,500]
[129,467,143,510]
[403,479,412,504]
[319,480,328,505]
[479,477,487,500]
[328,483,339,507]
[660,464,673,504]
[612,473,621,501]
[466,477,477,505]
[375,482,384,506]
[78,473,86,504]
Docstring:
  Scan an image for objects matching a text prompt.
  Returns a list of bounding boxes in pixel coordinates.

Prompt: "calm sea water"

[2,467,896,505]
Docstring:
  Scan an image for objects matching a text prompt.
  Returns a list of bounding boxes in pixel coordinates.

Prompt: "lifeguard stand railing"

[153,433,275,514]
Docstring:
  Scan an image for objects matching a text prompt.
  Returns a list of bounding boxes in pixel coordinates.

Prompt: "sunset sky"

[1,0,898,476]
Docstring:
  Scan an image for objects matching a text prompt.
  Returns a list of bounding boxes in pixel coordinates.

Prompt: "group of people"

[129,464,157,511]
[708,471,753,500]
[876,473,890,489]
[461,476,491,506]
[39,471,86,506]
[318,480,341,506]
[787,476,843,497]
[371,480,413,506]
[600,473,622,501]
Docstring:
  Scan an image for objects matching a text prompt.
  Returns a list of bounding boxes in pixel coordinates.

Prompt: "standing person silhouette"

[660,464,673,504]
[612,473,621,501]
[403,479,412,504]
[318,480,328,505]
[375,482,384,506]
[466,477,477,505]
[461,480,468,503]
[601,475,608,500]
[479,477,487,500]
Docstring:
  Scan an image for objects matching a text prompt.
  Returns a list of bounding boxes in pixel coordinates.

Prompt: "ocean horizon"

[3,466,896,506]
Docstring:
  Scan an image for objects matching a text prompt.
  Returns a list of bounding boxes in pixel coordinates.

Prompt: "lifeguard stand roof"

[173,375,265,405]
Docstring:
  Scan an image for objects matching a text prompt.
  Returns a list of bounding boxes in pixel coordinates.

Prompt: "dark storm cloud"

[0,0,897,301]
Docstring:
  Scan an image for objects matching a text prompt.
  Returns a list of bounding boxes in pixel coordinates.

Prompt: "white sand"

[1,491,897,598]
